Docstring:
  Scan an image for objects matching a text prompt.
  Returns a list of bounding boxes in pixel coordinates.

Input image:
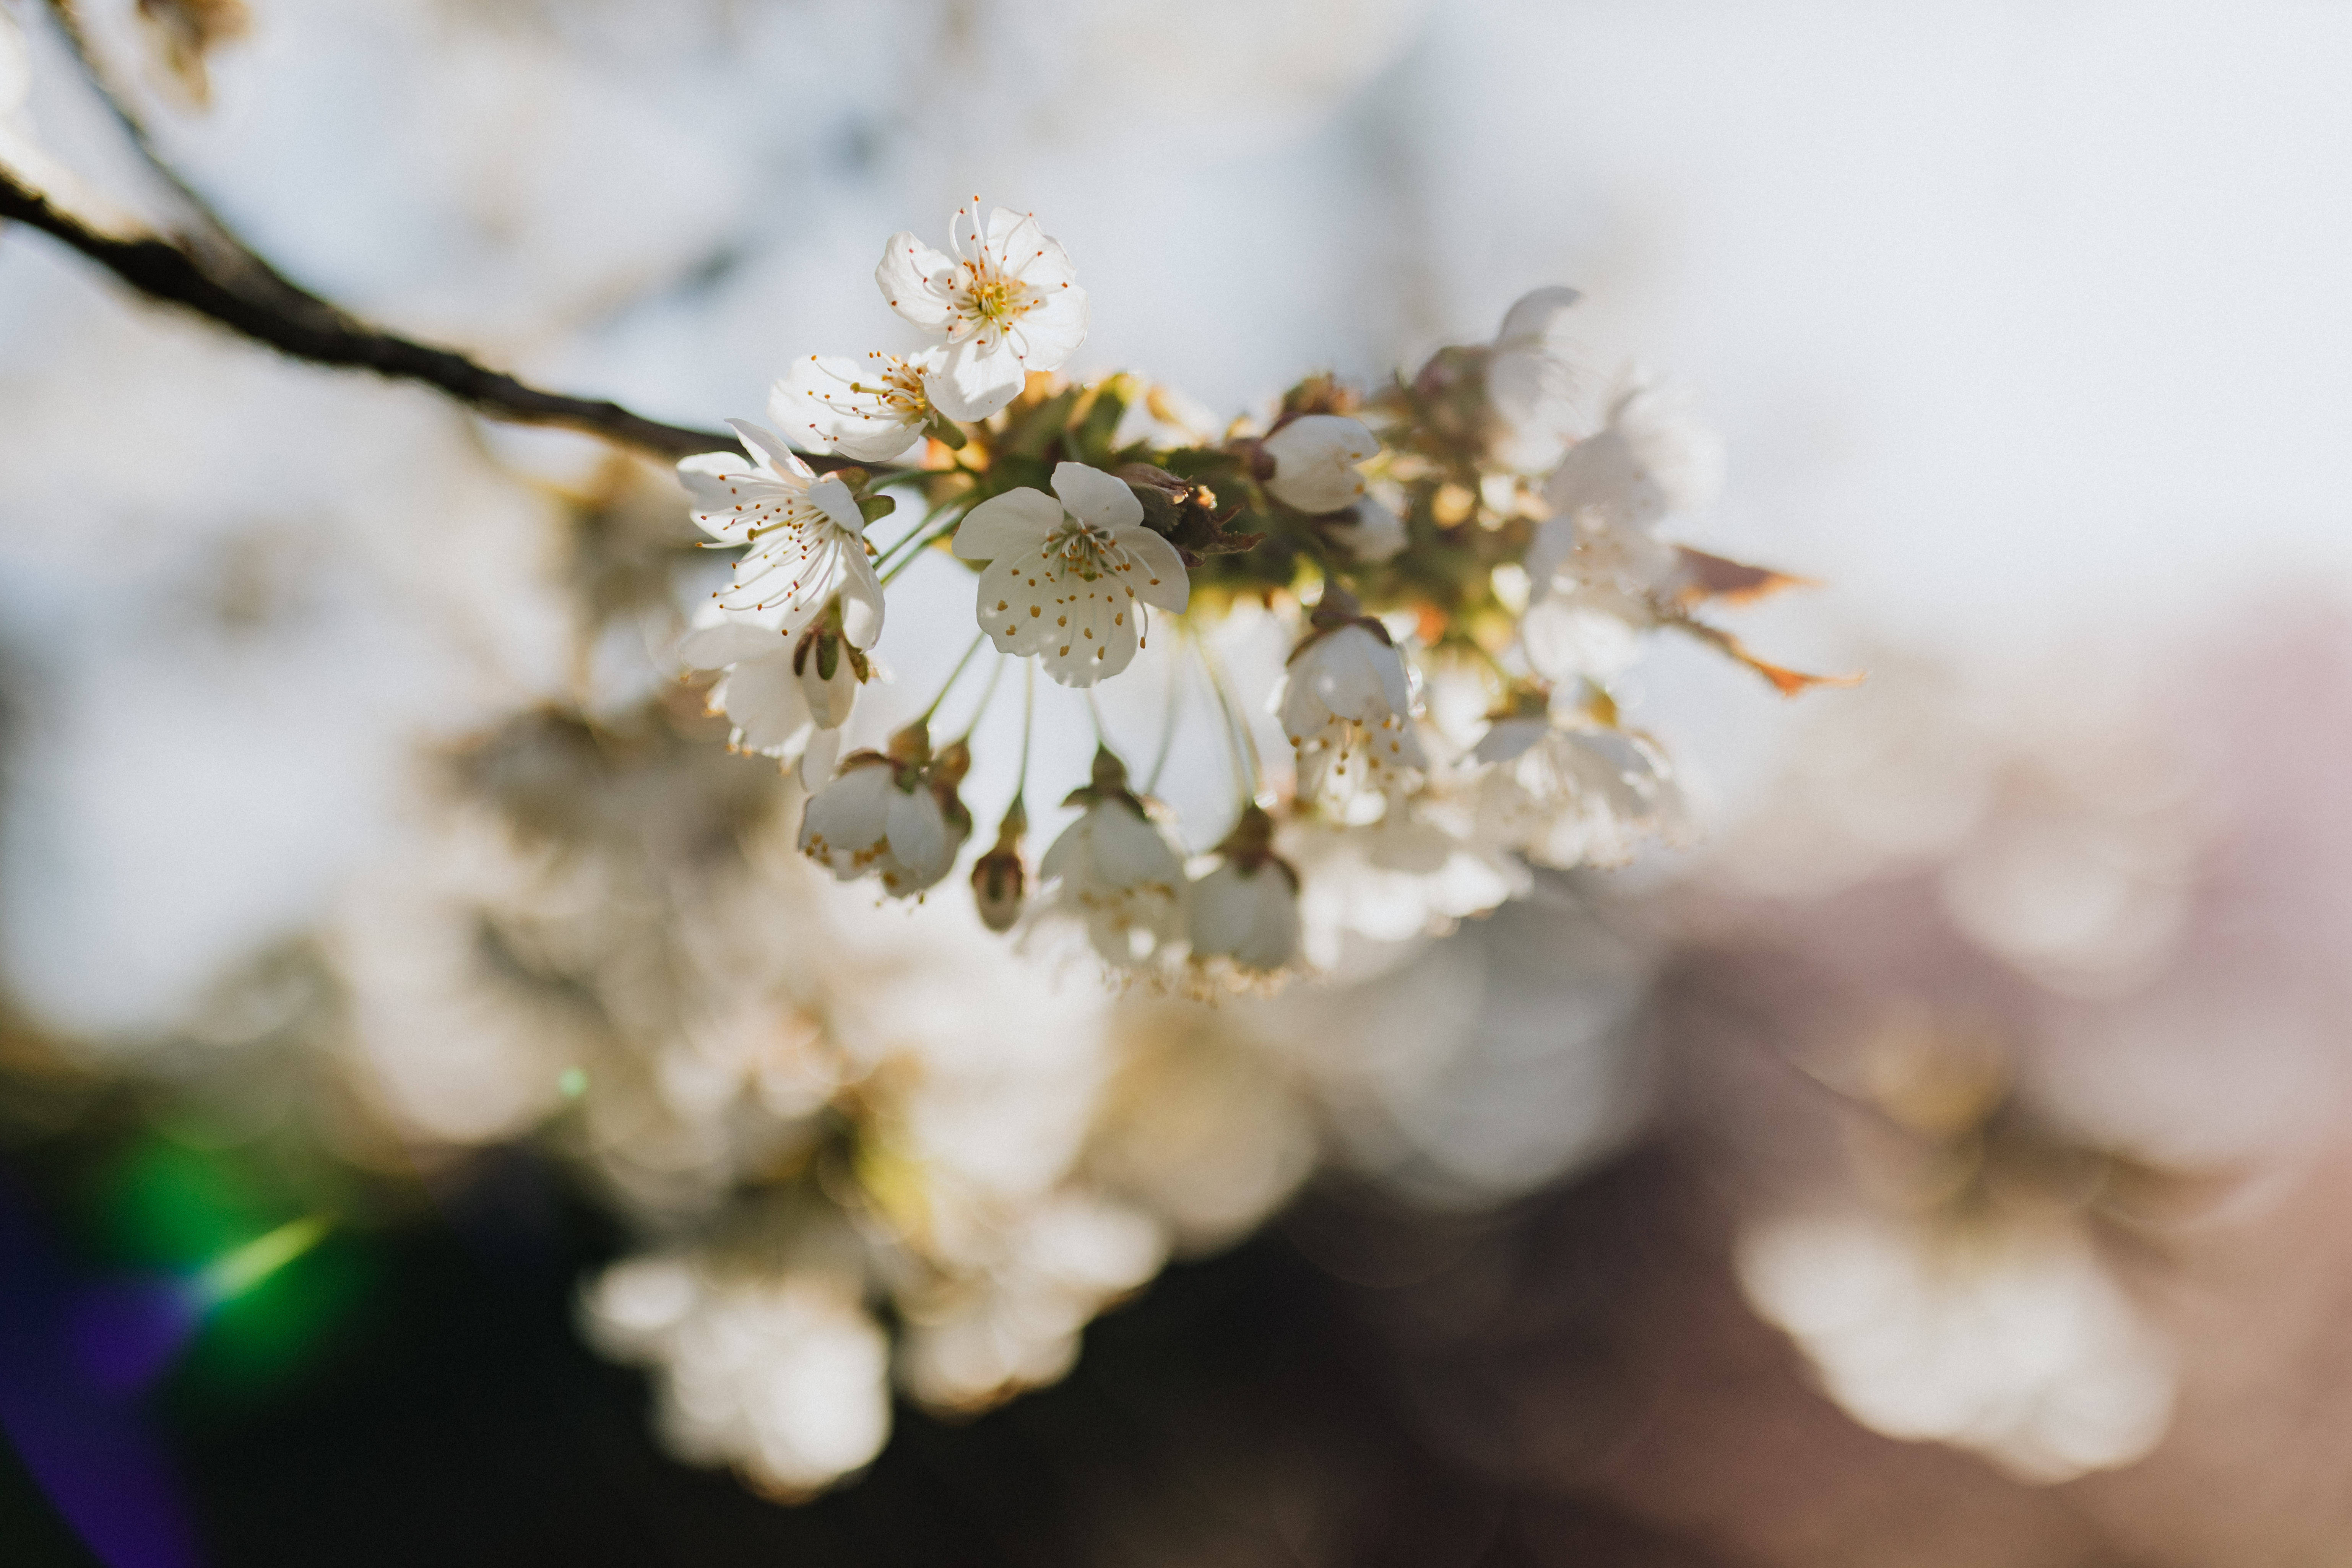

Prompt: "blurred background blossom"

[5,1,2352,1564]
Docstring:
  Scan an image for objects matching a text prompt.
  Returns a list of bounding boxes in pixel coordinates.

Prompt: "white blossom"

[877,199,1088,421]
[1278,622,1429,804]
[1186,860,1300,976]
[1737,1214,2175,1484]
[953,462,1189,688]
[1034,764,1187,968]
[1546,382,1721,531]
[895,1194,1166,1411]
[1284,802,1528,971]
[1517,588,1652,684]
[1524,382,1720,607]
[770,349,945,463]
[1472,716,1685,869]
[680,420,882,647]
[799,756,968,897]
[1327,492,1407,564]
[1484,285,1585,472]
[1262,414,1379,513]
[677,606,858,778]
[581,1254,892,1497]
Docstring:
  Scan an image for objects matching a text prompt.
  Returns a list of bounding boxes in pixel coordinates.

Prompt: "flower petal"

[796,726,842,791]
[1006,286,1087,371]
[1049,462,1144,533]
[926,333,1028,421]
[725,419,813,484]
[1262,415,1379,514]
[836,549,887,649]
[974,553,1056,660]
[877,234,958,333]
[1496,286,1583,351]
[677,608,783,670]
[800,762,894,876]
[1114,526,1190,613]
[1038,569,1139,687]
[953,487,1062,561]
[713,653,816,756]
[885,787,949,883]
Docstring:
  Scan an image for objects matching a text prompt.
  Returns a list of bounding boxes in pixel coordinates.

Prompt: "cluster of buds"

[679,199,1845,988]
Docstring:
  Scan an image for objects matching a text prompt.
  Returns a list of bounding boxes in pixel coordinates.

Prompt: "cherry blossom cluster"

[679,200,1839,990]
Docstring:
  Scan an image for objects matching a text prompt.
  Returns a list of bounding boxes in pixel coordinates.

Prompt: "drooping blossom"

[677,605,862,781]
[1278,604,1429,805]
[1472,709,1685,869]
[877,198,1087,421]
[1523,381,1720,603]
[1282,800,1529,972]
[799,728,972,898]
[1186,804,1301,978]
[681,420,883,647]
[953,462,1189,688]
[771,349,945,463]
[1033,749,1186,969]
[1261,414,1379,513]
[1483,285,1585,471]
[1325,492,1408,564]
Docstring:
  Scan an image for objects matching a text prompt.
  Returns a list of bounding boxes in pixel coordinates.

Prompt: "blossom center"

[1049,522,1118,580]
[962,266,1031,326]
[846,356,927,416]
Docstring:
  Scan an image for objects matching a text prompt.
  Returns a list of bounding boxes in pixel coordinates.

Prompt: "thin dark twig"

[0,164,835,466]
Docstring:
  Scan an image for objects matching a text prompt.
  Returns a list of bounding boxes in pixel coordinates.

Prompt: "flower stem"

[1145,628,1187,793]
[952,650,1009,743]
[877,509,968,585]
[1197,635,1261,804]
[1013,661,1036,805]
[918,631,990,725]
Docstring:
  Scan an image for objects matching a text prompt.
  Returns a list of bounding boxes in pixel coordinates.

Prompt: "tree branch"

[0,161,824,466]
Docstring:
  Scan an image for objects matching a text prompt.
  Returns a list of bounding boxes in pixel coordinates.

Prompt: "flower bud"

[1261,414,1379,515]
[969,797,1028,933]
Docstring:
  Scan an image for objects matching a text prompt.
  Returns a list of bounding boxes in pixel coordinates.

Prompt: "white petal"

[926,333,1027,422]
[1330,496,1407,564]
[726,420,814,485]
[877,234,958,333]
[797,648,860,729]
[1309,629,1395,723]
[885,788,949,884]
[1276,670,1332,742]
[714,654,816,756]
[796,726,843,791]
[974,554,1056,660]
[1114,526,1190,613]
[953,488,1062,561]
[808,476,867,537]
[1472,717,1548,765]
[1006,231,1077,291]
[799,762,893,876]
[1262,416,1378,514]
[1496,286,1583,351]
[677,609,783,670]
[1007,286,1088,371]
[1038,572,1139,687]
[1049,463,1144,533]
[836,552,886,649]
[981,206,1035,256]
[1090,806,1184,890]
